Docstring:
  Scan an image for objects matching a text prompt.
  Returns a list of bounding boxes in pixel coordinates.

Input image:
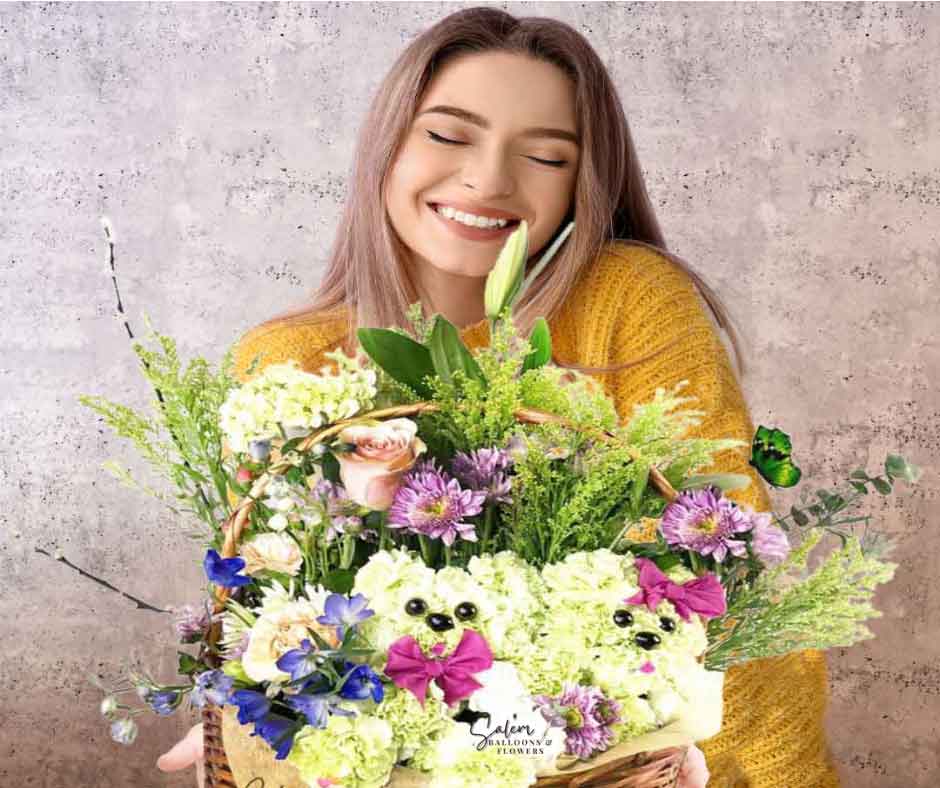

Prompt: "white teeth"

[435,204,510,229]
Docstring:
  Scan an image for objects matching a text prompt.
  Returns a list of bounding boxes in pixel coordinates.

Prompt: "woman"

[159,8,840,787]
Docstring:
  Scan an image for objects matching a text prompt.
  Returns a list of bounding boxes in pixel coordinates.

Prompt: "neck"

[411,262,488,330]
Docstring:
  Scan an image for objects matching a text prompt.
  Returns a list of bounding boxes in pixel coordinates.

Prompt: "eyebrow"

[417,104,580,146]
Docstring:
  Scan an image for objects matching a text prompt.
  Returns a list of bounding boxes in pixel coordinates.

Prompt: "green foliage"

[521,316,551,372]
[428,315,486,387]
[79,317,238,535]
[775,453,922,544]
[704,532,898,670]
[356,327,436,399]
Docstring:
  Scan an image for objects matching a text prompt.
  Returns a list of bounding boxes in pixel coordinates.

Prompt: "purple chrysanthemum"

[534,683,622,760]
[451,447,514,505]
[659,486,753,562]
[748,511,791,565]
[387,464,487,546]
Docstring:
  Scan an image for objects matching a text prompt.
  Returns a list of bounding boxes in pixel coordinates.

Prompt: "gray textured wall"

[2,2,937,786]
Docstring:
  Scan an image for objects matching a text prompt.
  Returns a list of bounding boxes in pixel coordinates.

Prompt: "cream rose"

[335,418,426,510]
[240,532,303,576]
[241,599,338,682]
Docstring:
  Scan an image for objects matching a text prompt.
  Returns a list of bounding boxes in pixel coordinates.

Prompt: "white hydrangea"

[219,352,377,452]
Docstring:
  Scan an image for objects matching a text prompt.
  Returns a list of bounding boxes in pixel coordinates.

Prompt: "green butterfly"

[749,425,802,488]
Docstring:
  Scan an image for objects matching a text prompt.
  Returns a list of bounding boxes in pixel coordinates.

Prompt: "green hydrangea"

[287,714,397,788]
[219,352,377,452]
[371,686,453,763]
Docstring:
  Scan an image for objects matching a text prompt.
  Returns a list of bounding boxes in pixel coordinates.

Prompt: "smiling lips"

[428,201,523,223]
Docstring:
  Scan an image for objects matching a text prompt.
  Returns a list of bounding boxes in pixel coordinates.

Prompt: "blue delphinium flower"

[338,662,384,703]
[284,690,355,728]
[146,689,181,716]
[190,670,235,708]
[316,593,374,640]
[283,692,330,728]
[229,689,271,724]
[203,549,251,588]
[251,714,298,760]
[276,638,323,682]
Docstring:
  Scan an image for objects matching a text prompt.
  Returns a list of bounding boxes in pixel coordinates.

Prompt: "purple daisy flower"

[387,465,487,546]
[659,486,753,562]
[748,511,791,565]
[534,683,622,760]
[451,447,514,505]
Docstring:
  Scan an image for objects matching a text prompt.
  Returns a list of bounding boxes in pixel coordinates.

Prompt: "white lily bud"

[484,220,529,320]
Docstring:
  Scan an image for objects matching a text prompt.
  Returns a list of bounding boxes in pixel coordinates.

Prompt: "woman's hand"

[677,743,710,787]
[156,722,205,788]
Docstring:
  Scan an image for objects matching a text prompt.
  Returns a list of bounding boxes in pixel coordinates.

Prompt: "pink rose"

[335,418,426,511]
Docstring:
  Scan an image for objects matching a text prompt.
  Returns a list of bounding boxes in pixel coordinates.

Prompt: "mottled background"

[1,2,936,786]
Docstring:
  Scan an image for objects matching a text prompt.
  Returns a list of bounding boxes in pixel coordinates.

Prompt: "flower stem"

[419,535,433,565]
[340,534,356,569]
[481,504,494,555]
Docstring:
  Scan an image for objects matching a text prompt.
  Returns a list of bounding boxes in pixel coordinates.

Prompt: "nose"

[634,632,662,651]
[461,143,515,199]
[426,613,455,632]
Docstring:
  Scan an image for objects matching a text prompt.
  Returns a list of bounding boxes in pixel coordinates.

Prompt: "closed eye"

[425,130,568,168]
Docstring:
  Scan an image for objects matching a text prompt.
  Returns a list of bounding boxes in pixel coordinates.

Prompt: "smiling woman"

[158,6,843,788]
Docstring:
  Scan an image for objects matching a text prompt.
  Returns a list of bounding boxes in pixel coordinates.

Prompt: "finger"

[156,722,204,772]
[196,755,206,788]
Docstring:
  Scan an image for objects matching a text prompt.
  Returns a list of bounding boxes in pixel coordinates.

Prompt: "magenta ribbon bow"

[384,628,493,706]
[624,557,727,622]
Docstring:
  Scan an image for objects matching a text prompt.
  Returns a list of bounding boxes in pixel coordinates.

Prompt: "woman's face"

[384,51,580,284]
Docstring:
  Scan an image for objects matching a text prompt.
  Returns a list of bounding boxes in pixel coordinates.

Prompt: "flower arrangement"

[84,221,918,787]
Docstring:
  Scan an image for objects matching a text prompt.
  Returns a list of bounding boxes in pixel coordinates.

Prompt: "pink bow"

[624,557,727,622]
[384,628,493,706]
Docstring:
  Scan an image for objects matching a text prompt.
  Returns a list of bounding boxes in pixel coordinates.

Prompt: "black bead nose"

[426,613,454,632]
[634,631,662,651]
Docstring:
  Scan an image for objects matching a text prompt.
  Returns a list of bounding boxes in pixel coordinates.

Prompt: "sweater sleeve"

[604,246,841,788]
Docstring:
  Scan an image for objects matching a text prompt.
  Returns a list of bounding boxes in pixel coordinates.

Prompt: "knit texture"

[229,240,841,788]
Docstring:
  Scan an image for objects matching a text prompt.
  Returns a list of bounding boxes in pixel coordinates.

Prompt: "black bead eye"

[405,598,427,616]
[659,616,676,633]
[454,601,478,621]
[613,609,634,628]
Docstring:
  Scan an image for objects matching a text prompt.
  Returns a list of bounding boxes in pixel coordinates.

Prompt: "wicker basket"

[202,402,686,788]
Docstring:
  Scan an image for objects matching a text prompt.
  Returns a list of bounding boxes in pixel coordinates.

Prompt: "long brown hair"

[257,7,749,379]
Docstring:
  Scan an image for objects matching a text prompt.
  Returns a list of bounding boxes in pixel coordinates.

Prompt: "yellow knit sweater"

[229,241,841,788]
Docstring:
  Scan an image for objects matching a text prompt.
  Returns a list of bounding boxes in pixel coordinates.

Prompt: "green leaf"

[790,505,809,527]
[848,481,868,495]
[177,651,201,677]
[872,477,892,495]
[323,568,355,594]
[885,454,921,484]
[321,452,341,484]
[631,463,650,511]
[356,328,436,398]
[849,470,870,481]
[652,553,682,572]
[521,318,552,373]
[428,316,486,387]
